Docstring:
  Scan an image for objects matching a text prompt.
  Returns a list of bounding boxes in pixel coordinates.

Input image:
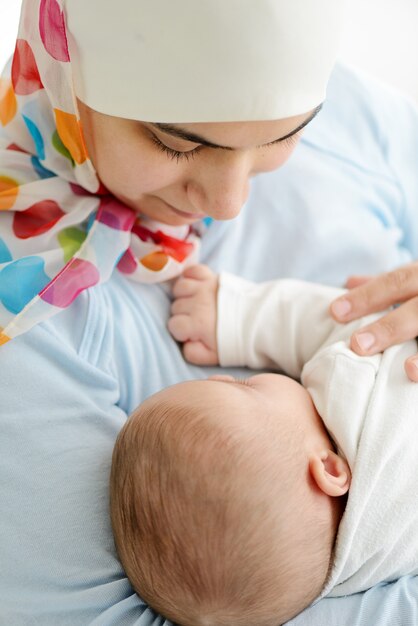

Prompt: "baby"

[110,265,418,626]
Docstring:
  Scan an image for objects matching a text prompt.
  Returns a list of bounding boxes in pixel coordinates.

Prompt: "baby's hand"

[168,264,219,365]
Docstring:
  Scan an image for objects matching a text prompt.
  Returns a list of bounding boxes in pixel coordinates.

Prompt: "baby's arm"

[169,265,367,378]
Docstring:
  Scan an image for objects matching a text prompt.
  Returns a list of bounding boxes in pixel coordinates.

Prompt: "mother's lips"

[167,203,206,220]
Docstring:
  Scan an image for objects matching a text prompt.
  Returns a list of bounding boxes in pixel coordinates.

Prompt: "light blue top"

[1,64,418,626]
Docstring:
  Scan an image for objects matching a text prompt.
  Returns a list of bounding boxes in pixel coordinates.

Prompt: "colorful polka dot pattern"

[0,79,17,126]
[39,0,71,63]
[54,109,88,165]
[12,39,44,95]
[0,176,19,211]
[0,0,205,343]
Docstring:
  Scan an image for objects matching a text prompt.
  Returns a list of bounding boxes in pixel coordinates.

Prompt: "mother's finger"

[404,354,418,382]
[331,263,418,321]
[345,275,373,290]
[349,296,418,356]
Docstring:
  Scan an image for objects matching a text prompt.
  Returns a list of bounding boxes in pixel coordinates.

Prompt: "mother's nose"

[186,152,252,220]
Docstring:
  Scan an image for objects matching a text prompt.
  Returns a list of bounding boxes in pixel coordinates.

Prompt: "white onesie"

[217,273,418,597]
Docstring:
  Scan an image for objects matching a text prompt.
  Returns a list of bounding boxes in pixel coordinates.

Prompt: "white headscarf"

[66,0,346,122]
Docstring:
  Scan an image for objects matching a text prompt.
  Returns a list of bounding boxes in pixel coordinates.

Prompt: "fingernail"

[331,298,352,319]
[406,358,418,381]
[354,332,375,352]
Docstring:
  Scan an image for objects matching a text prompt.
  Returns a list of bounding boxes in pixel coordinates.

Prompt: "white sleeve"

[217,273,353,379]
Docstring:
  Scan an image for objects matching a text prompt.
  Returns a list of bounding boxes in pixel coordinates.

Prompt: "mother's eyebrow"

[151,104,322,151]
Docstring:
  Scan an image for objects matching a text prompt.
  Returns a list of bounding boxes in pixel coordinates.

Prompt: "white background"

[1,0,418,103]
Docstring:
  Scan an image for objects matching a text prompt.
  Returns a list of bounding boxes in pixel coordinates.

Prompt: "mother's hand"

[330,262,418,381]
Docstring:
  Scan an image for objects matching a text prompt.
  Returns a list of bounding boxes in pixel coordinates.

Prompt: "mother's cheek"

[255,141,300,174]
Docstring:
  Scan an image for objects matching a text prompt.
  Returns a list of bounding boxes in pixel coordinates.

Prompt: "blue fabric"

[1,64,418,625]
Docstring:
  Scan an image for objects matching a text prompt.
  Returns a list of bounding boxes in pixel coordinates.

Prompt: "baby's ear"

[309,450,351,497]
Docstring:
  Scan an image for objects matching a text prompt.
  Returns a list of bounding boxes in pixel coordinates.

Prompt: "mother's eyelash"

[151,131,298,163]
[150,134,202,162]
[265,132,300,149]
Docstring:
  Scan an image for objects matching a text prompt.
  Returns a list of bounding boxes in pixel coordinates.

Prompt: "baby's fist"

[168,264,219,365]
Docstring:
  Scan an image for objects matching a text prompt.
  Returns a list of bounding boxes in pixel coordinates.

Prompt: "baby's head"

[110,374,350,625]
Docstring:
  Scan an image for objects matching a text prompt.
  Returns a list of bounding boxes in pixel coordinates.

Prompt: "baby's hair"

[110,388,335,626]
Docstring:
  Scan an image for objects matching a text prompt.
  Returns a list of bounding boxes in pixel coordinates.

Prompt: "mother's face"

[78,99,319,226]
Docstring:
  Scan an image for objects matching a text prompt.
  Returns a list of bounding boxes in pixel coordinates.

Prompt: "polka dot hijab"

[0,0,204,345]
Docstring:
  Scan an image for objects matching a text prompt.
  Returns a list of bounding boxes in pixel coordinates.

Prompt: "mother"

[1,1,418,625]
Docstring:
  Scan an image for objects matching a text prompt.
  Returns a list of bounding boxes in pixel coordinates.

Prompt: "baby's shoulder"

[302,344,381,466]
